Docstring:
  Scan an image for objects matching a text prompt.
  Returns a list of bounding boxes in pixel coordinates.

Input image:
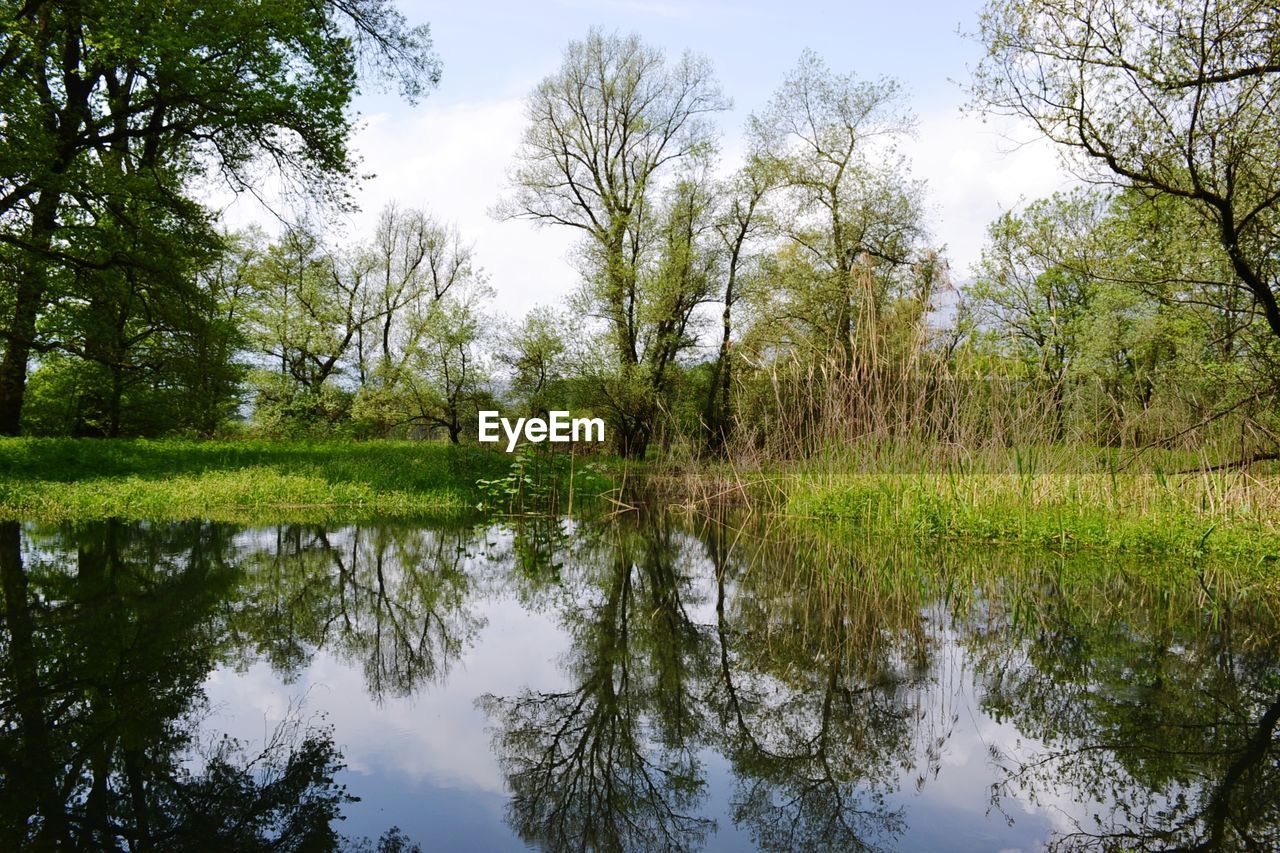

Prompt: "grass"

[6,436,1280,565]
[649,438,1280,562]
[0,438,520,522]
[784,466,1280,560]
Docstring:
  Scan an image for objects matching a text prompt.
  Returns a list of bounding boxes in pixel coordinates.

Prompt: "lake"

[1,512,1277,850]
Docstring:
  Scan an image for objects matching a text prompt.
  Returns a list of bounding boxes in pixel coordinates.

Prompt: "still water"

[1,513,1277,850]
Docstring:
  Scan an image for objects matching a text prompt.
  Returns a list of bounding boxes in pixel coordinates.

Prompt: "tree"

[969,190,1106,435]
[634,167,723,452]
[360,204,473,386]
[972,0,1280,347]
[1075,192,1241,444]
[400,286,494,443]
[749,50,926,361]
[241,207,488,439]
[0,0,441,434]
[246,224,381,416]
[968,186,1269,446]
[704,159,776,454]
[497,307,570,419]
[20,190,239,436]
[500,29,730,457]
[351,210,486,439]
[177,229,256,435]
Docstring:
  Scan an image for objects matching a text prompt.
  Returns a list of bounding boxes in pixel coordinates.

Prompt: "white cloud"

[904,110,1075,281]
[347,99,581,319]
[212,97,581,322]
[211,92,1076,329]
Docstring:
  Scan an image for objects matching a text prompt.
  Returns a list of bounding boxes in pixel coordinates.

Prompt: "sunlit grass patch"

[0,438,514,522]
[786,469,1280,560]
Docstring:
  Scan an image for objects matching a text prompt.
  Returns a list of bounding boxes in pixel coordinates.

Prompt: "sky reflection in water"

[2,514,1277,851]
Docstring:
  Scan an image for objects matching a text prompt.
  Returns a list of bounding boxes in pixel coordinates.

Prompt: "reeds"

[651,313,1280,557]
[785,468,1280,558]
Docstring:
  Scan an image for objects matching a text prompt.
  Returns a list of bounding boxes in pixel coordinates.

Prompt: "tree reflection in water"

[2,512,1278,851]
[965,564,1280,850]
[482,510,1280,852]
[231,521,482,700]
[0,520,352,850]
[481,513,950,852]
[701,516,948,853]
[479,513,717,852]
[0,519,471,849]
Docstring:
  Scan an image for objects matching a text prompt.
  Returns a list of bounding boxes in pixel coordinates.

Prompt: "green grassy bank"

[6,437,1280,564]
[784,468,1280,561]
[650,438,1280,561]
[0,438,521,522]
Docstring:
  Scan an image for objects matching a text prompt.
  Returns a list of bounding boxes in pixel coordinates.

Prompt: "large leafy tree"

[500,29,729,458]
[0,0,441,434]
[749,50,927,361]
[242,206,484,439]
[971,0,1280,345]
[18,179,242,436]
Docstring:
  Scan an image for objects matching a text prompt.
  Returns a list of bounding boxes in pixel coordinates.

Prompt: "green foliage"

[787,469,1280,562]
[0,438,516,522]
[962,185,1280,449]
[972,0,1280,348]
[475,444,612,514]
[239,207,492,441]
[249,374,357,439]
[745,50,928,357]
[496,307,572,418]
[500,29,729,457]
[0,0,440,434]
[968,190,1103,382]
[22,352,240,438]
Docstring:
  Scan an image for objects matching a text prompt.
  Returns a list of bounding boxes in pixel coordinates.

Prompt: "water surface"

[1,514,1277,850]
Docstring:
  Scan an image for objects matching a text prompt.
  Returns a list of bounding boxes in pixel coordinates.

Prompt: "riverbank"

[650,445,1280,558]
[4,438,1280,562]
[783,470,1280,560]
[0,438,520,522]
[652,446,1280,561]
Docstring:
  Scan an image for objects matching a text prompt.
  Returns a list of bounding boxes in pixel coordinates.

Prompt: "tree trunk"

[703,261,736,457]
[618,421,649,460]
[0,282,40,435]
[0,193,59,435]
[109,363,124,437]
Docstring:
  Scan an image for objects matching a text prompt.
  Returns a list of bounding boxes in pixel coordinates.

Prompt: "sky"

[218,0,1077,318]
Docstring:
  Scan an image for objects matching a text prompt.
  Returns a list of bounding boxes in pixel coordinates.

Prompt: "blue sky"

[222,0,1076,319]
[378,0,982,113]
